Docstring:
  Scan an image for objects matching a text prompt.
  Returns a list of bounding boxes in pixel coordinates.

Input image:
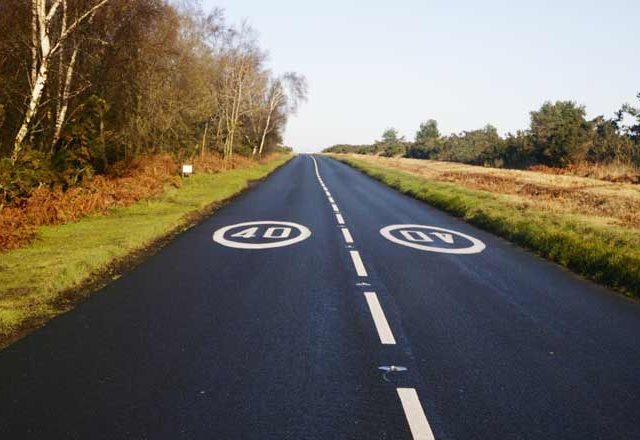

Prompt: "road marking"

[213,221,311,250]
[380,224,486,255]
[341,227,354,244]
[313,155,433,440]
[397,388,435,440]
[349,250,368,277]
[364,292,396,344]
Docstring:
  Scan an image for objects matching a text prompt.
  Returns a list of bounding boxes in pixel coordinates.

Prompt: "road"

[1,155,639,439]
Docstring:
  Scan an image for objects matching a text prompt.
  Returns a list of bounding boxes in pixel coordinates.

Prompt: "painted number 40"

[380,224,486,255]
[399,230,454,244]
[213,221,311,249]
[231,226,292,239]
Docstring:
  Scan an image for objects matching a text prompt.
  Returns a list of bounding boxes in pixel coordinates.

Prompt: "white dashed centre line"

[341,227,354,244]
[363,292,396,345]
[349,250,368,277]
[311,155,437,440]
[397,388,435,440]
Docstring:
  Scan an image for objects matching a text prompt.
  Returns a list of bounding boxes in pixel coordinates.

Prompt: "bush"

[530,101,591,166]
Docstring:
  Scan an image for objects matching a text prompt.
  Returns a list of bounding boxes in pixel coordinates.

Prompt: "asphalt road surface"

[1,155,639,439]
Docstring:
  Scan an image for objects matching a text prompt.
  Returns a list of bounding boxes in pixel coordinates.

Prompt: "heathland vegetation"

[325,99,640,181]
[324,96,640,297]
[0,0,306,249]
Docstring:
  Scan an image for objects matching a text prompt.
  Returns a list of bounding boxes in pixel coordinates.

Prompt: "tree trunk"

[52,44,78,148]
[257,109,272,156]
[12,61,49,163]
[201,121,208,158]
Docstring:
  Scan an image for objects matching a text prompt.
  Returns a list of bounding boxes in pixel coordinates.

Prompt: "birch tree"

[255,72,307,156]
[217,24,264,160]
[10,0,110,164]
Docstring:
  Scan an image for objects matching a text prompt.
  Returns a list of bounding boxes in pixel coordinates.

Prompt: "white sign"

[182,164,193,175]
[213,221,311,249]
[380,224,486,254]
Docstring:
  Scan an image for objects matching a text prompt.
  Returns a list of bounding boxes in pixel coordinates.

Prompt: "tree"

[0,0,307,192]
[588,116,634,164]
[415,119,440,144]
[379,128,407,157]
[616,93,640,144]
[254,72,307,156]
[381,128,400,144]
[10,0,111,164]
[407,119,441,159]
[437,124,504,165]
[529,101,590,166]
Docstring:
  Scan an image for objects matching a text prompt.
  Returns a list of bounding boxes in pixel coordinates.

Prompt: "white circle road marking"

[380,224,486,255]
[213,221,311,249]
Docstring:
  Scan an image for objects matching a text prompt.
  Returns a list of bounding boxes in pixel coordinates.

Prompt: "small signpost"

[182,164,193,177]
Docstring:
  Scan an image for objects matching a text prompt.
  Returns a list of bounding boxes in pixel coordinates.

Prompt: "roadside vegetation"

[324,96,640,296]
[0,1,306,346]
[332,154,640,298]
[324,98,640,182]
[0,0,307,249]
[0,153,291,348]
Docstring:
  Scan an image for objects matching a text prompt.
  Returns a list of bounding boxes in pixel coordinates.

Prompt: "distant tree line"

[324,98,640,169]
[0,0,306,202]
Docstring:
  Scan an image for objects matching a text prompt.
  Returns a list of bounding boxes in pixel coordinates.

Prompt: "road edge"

[0,154,294,350]
[328,154,640,300]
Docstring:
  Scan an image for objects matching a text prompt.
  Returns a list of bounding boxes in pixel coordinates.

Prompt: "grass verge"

[331,155,640,298]
[0,154,292,348]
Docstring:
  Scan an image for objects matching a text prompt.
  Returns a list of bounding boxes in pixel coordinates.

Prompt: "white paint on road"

[364,292,396,344]
[341,227,354,244]
[397,388,435,440]
[213,221,311,249]
[349,250,368,277]
[310,155,437,440]
[381,224,486,255]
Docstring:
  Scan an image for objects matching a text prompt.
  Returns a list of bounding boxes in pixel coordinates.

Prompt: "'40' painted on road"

[213,221,311,249]
[380,224,486,254]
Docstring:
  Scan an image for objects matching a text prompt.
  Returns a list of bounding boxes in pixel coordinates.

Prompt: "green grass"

[334,155,640,298]
[0,154,291,347]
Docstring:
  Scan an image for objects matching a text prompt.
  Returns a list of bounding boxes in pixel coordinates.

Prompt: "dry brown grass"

[0,152,271,251]
[530,162,640,184]
[345,155,640,230]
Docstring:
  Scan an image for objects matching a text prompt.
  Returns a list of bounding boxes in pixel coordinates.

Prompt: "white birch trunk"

[52,40,78,147]
[11,0,110,164]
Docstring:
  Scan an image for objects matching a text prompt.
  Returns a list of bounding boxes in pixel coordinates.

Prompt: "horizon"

[204,0,640,152]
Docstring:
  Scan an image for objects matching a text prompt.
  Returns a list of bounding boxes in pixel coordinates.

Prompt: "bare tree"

[216,24,264,160]
[256,72,307,156]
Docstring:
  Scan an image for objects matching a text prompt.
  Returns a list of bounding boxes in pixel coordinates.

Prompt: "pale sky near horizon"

[203,0,639,152]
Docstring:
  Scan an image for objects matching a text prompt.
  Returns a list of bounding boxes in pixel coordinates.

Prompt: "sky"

[203,0,639,152]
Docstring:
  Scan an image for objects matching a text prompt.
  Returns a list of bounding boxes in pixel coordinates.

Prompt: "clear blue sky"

[203,0,639,152]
